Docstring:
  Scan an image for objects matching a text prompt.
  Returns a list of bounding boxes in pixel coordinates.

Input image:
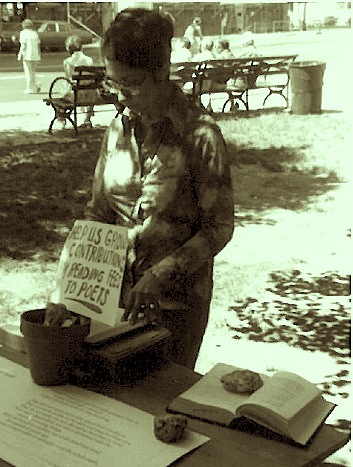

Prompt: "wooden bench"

[172,55,298,112]
[43,66,122,135]
[170,61,205,104]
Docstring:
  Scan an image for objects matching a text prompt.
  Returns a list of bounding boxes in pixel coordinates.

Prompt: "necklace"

[138,118,169,172]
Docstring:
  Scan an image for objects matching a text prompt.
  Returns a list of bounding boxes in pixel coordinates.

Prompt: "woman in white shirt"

[17,19,41,94]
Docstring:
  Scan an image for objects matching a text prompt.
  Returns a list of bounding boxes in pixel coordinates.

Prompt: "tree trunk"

[101,2,154,35]
[101,2,119,35]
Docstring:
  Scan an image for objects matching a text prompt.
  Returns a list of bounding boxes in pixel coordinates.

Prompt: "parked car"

[37,21,94,51]
[0,21,40,52]
[0,20,93,52]
[323,16,338,27]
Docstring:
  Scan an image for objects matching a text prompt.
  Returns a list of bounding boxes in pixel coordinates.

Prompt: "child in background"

[171,37,193,63]
[215,39,235,60]
[193,37,215,62]
[237,31,261,58]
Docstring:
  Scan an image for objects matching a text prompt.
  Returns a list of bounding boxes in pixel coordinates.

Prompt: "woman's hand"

[122,270,162,325]
[17,54,22,62]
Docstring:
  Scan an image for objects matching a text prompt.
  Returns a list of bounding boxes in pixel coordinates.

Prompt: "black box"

[85,325,172,383]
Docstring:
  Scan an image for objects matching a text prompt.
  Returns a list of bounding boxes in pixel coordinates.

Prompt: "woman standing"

[184,17,203,56]
[85,8,234,369]
[17,19,41,94]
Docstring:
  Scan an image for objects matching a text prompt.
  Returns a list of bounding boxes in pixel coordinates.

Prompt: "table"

[0,344,349,467]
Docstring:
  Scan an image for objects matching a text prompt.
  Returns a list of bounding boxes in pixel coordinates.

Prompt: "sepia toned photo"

[0,2,351,466]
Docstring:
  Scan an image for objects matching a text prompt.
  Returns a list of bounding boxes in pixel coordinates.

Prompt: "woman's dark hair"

[181,37,191,49]
[102,8,174,72]
[220,39,230,50]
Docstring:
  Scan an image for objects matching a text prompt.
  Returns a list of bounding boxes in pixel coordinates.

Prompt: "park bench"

[169,61,205,103]
[43,65,122,135]
[172,55,298,112]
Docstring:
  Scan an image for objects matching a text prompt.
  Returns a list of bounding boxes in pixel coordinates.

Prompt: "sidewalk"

[0,99,117,135]
[0,26,350,133]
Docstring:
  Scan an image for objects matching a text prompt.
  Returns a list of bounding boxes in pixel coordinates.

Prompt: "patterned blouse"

[85,84,234,311]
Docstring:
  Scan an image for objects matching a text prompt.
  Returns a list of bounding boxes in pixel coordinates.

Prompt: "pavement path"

[0,27,351,128]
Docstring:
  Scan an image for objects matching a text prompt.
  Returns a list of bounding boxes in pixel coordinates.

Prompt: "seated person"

[194,38,227,94]
[171,37,193,63]
[63,35,93,78]
[237,31,261,58]
[61,35,95,128]
[215,39,235,60]
[192,37,215,62]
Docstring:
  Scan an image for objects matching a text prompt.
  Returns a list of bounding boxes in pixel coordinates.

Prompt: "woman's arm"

[124,120,234,321]
[17,31,26,61]
[63,58,72,79]
[150,121,234,283]
[84,125,116,224]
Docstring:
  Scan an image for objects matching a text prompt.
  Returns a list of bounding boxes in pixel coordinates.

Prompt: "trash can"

[289,61,326,115]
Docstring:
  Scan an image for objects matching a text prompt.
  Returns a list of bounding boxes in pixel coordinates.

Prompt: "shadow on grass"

[0,128,105,262]
[227,270,351,402]
[0,125,343,261]
[212,108,344,122]
[227,141,341,215]
[227,270,351,434]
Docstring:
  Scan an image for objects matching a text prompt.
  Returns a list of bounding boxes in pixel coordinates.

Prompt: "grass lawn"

[0,28,351,464]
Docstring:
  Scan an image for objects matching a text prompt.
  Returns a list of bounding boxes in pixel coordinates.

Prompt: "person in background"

[237,31,261,58]
[215,38,235,60]
[192,37,215,62]
[17,19,41,94]
[170,37,193,63]
[85,8,234,369]
[62,35,95,128]
[63,34,93,78]
[184,16,203,56]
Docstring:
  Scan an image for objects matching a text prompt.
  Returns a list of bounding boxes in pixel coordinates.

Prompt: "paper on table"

[0,357,209,467]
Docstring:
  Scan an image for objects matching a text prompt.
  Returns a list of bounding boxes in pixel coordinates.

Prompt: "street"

[0,28,350,109]
[0,71,63,103]
[0,51,66,73]
[0,50,67,103]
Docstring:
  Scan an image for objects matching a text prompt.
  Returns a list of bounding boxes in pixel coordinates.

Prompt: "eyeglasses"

[103,74,147,96]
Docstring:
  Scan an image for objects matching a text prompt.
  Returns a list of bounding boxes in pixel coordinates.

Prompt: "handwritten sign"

[53,220,128,326]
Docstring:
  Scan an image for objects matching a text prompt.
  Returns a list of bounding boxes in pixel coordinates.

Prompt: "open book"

[168,363,336,446]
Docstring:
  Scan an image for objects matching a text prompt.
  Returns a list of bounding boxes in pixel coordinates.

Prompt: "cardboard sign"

[52,220,128,326]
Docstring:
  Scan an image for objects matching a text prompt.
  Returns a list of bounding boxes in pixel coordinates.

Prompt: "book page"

[0,356,209,467]
[169,363,270,415]
[287,394,336,445]
[238,371,321,421]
